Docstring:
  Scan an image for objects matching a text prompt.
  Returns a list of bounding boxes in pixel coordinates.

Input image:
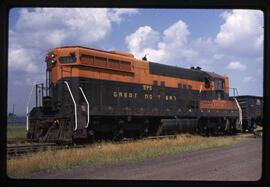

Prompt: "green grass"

[7,125,26,140]
[7,134,247,178]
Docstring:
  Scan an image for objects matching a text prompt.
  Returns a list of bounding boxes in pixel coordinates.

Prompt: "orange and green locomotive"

[27,46,243,143]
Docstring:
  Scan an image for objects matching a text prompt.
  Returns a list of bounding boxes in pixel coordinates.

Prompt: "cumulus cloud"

[215,9,263,57]
[13,75,43,86]
[125,20,225,70]
[108,8,139,23]
[125,9,263,72]
[125,26,160,56]
[9,8,138,74]
[243,76,255,83]
[226,61,246,71]
[212,54,224,60]
[8,47,39,73]
[126,20,199,66]
[163,20,189,48]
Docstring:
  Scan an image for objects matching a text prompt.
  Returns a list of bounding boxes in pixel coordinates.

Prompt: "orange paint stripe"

[50,47,218,92]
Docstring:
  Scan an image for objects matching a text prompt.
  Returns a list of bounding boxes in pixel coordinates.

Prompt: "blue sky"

[8,8,263,115]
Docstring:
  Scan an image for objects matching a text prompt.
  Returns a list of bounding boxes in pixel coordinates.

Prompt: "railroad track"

[7,143,56,159]
[7,135,177,159]
[7,138,30,145]
[7,133,255,159]
[7,143,86,159]
[143,134,177,140]
[116,134,177,144]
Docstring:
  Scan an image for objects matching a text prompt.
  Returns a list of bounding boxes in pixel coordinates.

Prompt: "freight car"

[26,46,242,143]
[233,95,263,132]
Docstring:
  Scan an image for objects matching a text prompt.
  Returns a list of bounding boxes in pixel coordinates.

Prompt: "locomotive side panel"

[56,77,200,117]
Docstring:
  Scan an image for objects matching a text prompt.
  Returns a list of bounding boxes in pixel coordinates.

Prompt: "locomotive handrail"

[79,87,90,128]
[229,87,239,97]
[64,81,78,131]
[233,97,242,125]
[26,83,36,131]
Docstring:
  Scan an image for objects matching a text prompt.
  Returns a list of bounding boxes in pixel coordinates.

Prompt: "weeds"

[7,134,245,178]
[7,125,26,140]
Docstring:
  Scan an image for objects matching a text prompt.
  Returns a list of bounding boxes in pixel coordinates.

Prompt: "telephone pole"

[12,104,15,115]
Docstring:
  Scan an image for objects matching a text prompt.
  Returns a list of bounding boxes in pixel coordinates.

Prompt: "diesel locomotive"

[27,46,244,143]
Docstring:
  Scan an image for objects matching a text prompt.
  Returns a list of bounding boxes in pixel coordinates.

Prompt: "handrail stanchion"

[233,97,242,126]
[79,87,90,128]
[64,81,78,131]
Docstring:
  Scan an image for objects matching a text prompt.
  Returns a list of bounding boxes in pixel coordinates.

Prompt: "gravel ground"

[29,136,262,181]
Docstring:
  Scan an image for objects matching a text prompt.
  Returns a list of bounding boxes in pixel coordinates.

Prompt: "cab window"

[204,78,210,88]
[215,79,224,90]
[59,55,76,64]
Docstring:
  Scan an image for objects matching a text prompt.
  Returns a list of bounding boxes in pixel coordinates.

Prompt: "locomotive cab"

[205,72,229,100]
[214,78,225,100]
[197,72,241,134]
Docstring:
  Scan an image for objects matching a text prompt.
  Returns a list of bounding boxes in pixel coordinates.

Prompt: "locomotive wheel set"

[26,46,262,144]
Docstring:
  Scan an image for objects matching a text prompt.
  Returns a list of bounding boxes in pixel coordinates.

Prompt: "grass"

[7,124,26,140]
[7,134,247,178]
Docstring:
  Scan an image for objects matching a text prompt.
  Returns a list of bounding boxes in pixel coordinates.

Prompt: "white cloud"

[162,20,189,48]
[215,9,263,57]
[126,20,198,66]
[8,47,39,73]
[243,76,255,83]
[226,61,246,71]
[125,26,160,56]
[13,75,43,86]
[108,8,139,23]
[125,9,263,74]
[13,8,138,47]
[9,8,138,74]
[125,20,228,71]
[212,54,224,60]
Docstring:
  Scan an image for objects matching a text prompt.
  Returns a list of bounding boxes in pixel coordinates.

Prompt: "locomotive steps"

[7,133,254,178]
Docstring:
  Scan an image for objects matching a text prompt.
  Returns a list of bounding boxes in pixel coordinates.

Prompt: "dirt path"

[30,138,262,181]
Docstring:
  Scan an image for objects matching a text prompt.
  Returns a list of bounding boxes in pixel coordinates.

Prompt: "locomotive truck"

[27,46,244,143]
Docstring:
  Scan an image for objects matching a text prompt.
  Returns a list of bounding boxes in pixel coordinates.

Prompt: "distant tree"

[8,112,16,118]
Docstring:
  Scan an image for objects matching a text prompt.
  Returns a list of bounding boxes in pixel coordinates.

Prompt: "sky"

[8,8,264,116]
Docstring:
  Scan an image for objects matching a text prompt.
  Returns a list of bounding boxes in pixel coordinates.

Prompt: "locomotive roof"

[205,71,225,79]
[54,46,225,81]
[54,45,133,57]
[149,62,224,82]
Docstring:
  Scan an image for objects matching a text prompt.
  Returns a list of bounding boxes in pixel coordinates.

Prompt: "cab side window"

[215,79,224,90]
[204,78,210,88]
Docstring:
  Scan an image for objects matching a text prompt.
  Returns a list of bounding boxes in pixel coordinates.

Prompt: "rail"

[7,135,176,159]
[7,138,30,145]
[117,135,177,144]
[64,81,78,131]
[7,143,56,159]
[79,87,90,128]
[7,133,254,160]
[7,143,86,159]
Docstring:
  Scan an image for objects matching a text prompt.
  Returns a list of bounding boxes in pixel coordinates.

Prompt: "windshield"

[215,79,224,90]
